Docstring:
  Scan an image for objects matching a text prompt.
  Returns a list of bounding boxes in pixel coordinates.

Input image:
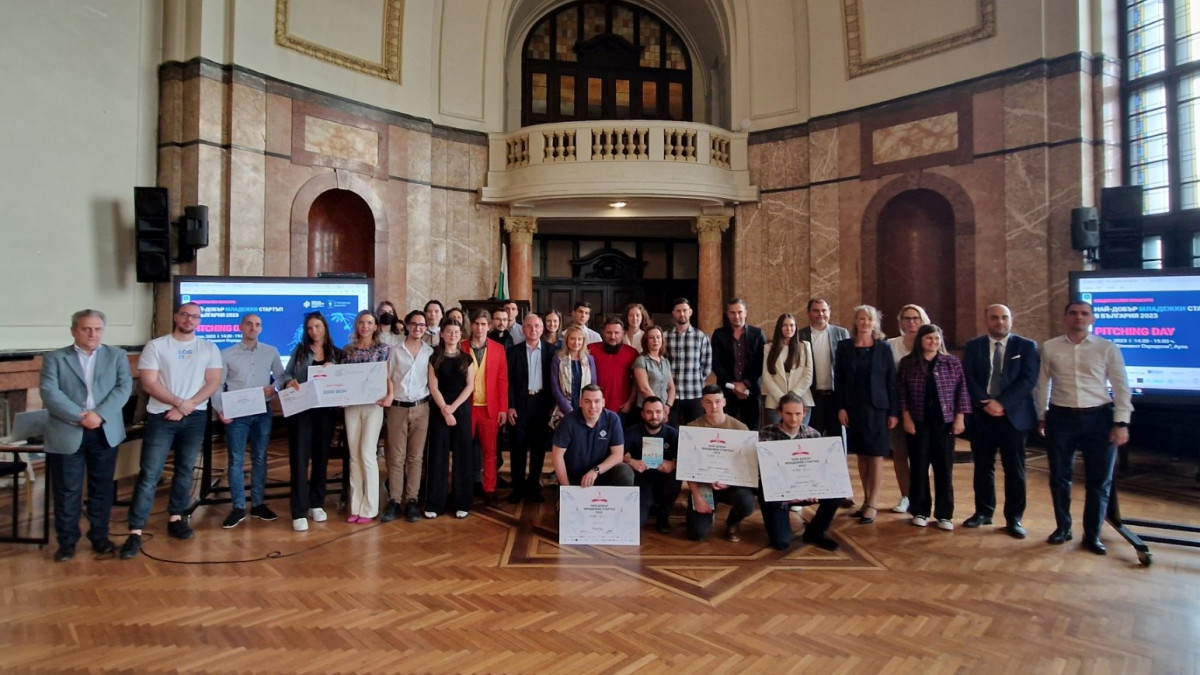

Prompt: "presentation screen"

[1071,269,1200,404]
[174,276,374,366]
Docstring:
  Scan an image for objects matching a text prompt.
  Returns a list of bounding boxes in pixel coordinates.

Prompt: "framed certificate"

[675,427,760,487]
[756,436,853,501]
[558,486,640,545]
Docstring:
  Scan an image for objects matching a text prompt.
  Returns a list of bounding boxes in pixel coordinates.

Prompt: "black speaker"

[1070,207,1099,250]
[1101,186,1145,223]
[176,205,209,262]
[135,187,171,283]
[1099,186,1144,269]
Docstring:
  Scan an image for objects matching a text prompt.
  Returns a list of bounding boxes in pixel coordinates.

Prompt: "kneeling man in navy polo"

[551,384,635,487]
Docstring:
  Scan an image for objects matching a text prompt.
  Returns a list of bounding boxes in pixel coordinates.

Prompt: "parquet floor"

[1,442,1198,674]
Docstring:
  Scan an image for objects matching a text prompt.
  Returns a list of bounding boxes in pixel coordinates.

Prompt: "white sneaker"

[937,519,954,531]
[911,516,928,527]
[292,517,309,532]
[454,510,468,519]
[423,511,437,519]
[309,508,327,522]
[789,504,805,513]
[891,496,910,513]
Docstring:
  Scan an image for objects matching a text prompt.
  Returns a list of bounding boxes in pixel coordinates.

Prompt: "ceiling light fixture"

[609,201,627,209]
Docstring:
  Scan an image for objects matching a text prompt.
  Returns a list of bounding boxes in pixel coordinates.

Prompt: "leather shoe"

[963,514,992,528]
[1006,521,1027,539]
[119,534,142,560]
[91,538,116,555]
[1082,537,1107,555]
[1046,528,1073,545]
[379,500,402,523]
[840,498,855,508]
[53,545,75,562]
[802,532,840,552]
[507,490,522,504]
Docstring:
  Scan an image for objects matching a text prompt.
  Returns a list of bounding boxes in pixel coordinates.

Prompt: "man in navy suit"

[961,304,1040,539]
[506,313,556,503]
[711,298,767,430]
[39,309,133,562]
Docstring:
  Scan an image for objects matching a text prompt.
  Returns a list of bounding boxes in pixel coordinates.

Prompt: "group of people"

[36,293,1131,563]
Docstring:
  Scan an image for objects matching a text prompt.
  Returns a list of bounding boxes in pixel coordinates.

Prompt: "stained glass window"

[531,73,548,115]
[640,18,661,68]
[560,76,576,117]
[556,11,577,62]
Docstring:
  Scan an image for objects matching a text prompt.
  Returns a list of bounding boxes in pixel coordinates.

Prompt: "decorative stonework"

[842,0,995,79]
[693,216,730,243]
[503,216,538,244]
[871,112,959,164]
[275,0,404,83]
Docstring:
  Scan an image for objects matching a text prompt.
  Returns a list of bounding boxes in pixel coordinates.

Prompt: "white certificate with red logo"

[756,436,853,501]
[558,486,640,545]
[676,427,760,487]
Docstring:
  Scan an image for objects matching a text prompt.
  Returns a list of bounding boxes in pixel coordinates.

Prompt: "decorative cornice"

[275,0,404,83]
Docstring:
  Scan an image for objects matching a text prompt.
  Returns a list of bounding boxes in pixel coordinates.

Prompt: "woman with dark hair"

[624,302,653,352]
[761,313,814,426]
[543,309,564,349]
[835,305,899,525]
[633,324,675,412]
[886,303,932,514]
[282,311,343,532]
[425,319,476,519]
[341,310,393,523]
[550,325,598,424]
[423,299,445,347]
[445,307,466,329]
[898,323,970,531]
[377,301,403,347]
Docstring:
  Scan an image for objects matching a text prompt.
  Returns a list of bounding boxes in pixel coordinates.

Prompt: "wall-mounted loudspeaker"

[134,186,171,283]
[1099,186,1144,270]
[1070,207,1099,250]
[176,205,209,262]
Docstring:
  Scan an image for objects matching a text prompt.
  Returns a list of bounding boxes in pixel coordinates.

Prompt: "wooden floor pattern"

[2,444,1199,674]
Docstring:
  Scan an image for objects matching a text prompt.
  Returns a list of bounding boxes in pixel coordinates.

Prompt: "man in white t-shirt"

[120,302,223,559]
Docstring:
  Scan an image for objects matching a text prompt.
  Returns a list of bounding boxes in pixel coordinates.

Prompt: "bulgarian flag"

[495,243,510,300]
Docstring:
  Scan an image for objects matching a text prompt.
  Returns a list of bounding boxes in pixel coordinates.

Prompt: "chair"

[0,451,48,545]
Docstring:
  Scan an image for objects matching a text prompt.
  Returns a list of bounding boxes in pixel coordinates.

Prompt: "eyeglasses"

[177,312,201,320]
[407,322,427,328]
[901,316,923,322]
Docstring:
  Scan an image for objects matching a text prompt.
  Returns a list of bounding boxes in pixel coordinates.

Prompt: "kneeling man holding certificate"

[683,385,758,542]
[552,385,636,488]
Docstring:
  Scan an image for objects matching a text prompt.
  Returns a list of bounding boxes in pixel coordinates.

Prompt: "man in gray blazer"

[39,309,133,562]
[797,298,853,508]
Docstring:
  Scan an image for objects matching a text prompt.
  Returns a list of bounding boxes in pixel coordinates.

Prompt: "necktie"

[988,341,1003,397]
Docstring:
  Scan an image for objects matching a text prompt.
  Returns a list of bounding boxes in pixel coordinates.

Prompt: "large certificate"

[558,486,640,545]
[278,381,319,417]
[220,387,267,420]
[756,436,853,502]
[676,427,760,487]
[308,362,388,407]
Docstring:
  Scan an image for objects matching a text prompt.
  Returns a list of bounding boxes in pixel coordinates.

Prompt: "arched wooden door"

[307,189,375,278]
[876,189,957,343]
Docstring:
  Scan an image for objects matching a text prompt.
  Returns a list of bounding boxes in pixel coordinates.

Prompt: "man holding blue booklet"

[622,397,680,533]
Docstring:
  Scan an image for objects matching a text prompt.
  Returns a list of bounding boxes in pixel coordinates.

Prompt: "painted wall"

[0,0,160,350]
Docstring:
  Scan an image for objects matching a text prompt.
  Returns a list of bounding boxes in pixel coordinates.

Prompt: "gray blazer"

[797,324,851,389]
[39,344,133,452]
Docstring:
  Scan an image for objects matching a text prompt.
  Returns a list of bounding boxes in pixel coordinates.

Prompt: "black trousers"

[725,393,762,431]
[669,398,704,428]
[685,486,756,540]
[509,396,552,493]
[969,413,1027,522]
[426,404,474,514]
[760,495,840,550]
[809,390,841,437]
[46,427,117,548]
[906,417,956,521]
[633,466,682,525]
[287,407,337,520]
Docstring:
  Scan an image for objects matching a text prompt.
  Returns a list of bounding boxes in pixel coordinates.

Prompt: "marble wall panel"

[182,78,200,145]
[1047,72,1085,144]
[444,140,471,190]
[197,76,228,145]
[1003,77,1047,150]
[303,117,379,166]
[1003,148,1052,342]
[808,183,843,318]
[265,93,292,157]
[973,88,1005,156]
[809,129,839,183]
[468,142,488,191]
[1047,143,1088,339]
[750,135,809,190]
[431,137,450,187]
[733,189,812,321]
[380,179,409,306]
[836,179,862,317]
[231,83,267,151]
[407,127,433,184]
[388,126,409,180]
[159,78,182,145]
[228,147,266,276]
[195,143,229,276]
[871,113,958,165]
[838,123,861,178]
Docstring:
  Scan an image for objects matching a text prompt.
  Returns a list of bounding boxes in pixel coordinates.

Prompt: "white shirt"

[139,335,222,414]
[1036,333,1132,423]
[74,344,98,410]
[886,335,912,366]
[389,339,434,402]
[525,342,545,392]
[810,328,832,390]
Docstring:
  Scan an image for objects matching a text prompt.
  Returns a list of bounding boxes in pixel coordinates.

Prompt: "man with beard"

[663,297,712,428]
[711,298,766,430]
[588,316,640,425]
[622,397,681,533]
[121,302,223,559]
[488,307,515,350]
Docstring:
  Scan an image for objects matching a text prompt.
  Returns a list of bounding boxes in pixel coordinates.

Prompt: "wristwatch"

[592,466,602,474]
[1114,422,1129,428]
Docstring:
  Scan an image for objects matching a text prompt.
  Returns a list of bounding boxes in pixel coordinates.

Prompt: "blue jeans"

[128,410,207,530]
[224,411,272,509]
[1045,406,1117,539]
[46,428,117,548]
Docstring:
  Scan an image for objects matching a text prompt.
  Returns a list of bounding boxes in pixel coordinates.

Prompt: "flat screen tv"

[1071,268,1200,406]
[173,275,374,367]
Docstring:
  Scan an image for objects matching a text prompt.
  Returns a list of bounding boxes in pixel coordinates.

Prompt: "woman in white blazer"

[761,313,815,425]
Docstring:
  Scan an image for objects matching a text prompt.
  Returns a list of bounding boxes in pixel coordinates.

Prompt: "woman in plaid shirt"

[897,324,971,531]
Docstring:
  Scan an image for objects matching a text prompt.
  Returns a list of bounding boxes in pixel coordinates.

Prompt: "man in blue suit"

[961,304,1040,539]
[39,309,133,562]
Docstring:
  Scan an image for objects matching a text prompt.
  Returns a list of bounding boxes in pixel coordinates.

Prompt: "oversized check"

[676,427,760,487]
[756,436,853,501]
[219,387,267,420]
[558,486,640,545]
[308,362,388,407]
[278,381,319,417]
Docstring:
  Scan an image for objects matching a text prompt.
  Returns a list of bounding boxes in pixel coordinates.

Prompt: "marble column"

[503,216,537,303]
[693,216,729,333]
